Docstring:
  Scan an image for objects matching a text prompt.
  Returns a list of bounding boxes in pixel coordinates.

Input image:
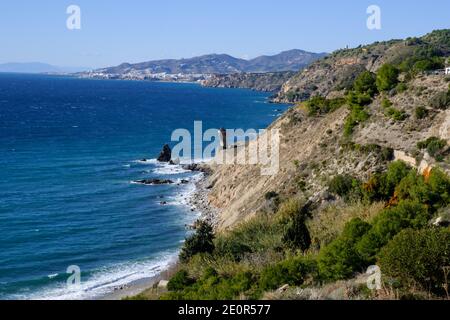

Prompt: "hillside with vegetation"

[274,30,450,103]
[130,30,450,301]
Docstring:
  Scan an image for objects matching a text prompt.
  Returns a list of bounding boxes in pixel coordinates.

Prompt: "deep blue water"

[0,73,288,299]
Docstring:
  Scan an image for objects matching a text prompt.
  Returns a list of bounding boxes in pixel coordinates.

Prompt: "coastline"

[99,163,216,300]
[0,74,285,300]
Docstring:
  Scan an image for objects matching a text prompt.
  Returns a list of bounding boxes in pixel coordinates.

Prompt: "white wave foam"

[134,159,158,165]
[179,157,214,165]
[25,251,178,301]
[165,173,204,209]
[134,157,213,167]
[152,164,190,175]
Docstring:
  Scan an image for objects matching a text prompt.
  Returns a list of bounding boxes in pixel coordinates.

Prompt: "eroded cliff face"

[204,75,450,231]
[207,107,351,230]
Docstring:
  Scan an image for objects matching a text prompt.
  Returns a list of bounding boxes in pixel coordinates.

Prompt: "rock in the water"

[182,163,212,174]
[134,179,174,185]
[157,144,172,162]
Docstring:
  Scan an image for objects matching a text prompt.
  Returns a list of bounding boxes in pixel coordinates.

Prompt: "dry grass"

[307,201,385,248]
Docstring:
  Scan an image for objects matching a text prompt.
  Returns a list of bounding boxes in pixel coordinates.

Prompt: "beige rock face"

[206,107,362,231]
[394,150,416,168]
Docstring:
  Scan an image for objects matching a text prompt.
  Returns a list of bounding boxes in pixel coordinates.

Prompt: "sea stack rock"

[157,144,172,162]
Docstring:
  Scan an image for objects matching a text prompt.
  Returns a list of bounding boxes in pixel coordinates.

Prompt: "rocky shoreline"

[187,171,219,228]
[182,163,219,228]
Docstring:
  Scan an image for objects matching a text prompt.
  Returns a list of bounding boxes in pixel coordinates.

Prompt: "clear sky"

[0,0,449,68]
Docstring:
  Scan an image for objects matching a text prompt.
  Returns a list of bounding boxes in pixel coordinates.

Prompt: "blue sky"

[0,0,449,68]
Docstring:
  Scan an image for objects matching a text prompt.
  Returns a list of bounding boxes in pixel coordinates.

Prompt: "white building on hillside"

[446,67,450,75]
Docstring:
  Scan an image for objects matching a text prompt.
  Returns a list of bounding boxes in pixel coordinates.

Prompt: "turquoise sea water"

[0,73,289,299]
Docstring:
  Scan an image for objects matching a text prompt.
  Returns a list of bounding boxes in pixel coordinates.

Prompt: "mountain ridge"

[93,49,327,75]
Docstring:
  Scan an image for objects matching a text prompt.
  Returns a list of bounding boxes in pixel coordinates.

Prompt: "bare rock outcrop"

[157,144,172,162]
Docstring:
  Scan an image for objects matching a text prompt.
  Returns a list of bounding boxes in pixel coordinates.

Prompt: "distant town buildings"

[78,70,211,83]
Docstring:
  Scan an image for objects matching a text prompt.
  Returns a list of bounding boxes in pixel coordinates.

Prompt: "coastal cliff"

[201,72,295,92]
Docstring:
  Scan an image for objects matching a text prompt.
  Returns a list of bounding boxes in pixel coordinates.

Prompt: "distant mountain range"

[95,50,327,75]
[0,62,88,74]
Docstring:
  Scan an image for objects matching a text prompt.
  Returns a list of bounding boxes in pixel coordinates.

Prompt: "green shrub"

[363,161,411,202]
[356,200,430,263]
[395,168,450,209]
[167,270,195,291]
[396,82,408,93]
[380,147,394,161]
[341,218,372,240]
[383,161,411,193]
[283,208,311,251]
[413,58,444,72]
[427,168,450,207]
[346,91,373,106]
[343,104,370,137]
[328,174,362,202]
[306,96,327,116]
[317,218,371,281]
[162,269,259,300]
[180,221,215,263]
[385,107,408,121]
[381,98,393,109]
[395,171,432,204]
[306,96,346,116]
[214,240,253,262]
[259,256,317,290]
[376,64,400,92]
[417,137,447,161]
[398,43,445,73]
[378,228,450,294]
[415,106,428,119]
[328,97,347,111]
[353,71,378,96]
